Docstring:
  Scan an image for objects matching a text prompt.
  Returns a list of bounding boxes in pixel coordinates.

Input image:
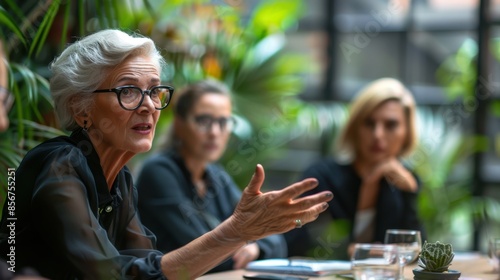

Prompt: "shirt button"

[105,205,113,213]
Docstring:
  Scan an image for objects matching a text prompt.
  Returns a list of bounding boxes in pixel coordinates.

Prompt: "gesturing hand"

[228,164,333,242]
[160,164,333,279]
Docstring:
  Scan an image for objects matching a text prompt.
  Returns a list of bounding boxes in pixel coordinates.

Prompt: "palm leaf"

[0,5,27,47]
[28,0,61,57]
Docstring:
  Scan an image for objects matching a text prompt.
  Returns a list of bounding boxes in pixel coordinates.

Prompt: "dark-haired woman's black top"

[0,129,165,279]
[285,158,426,258]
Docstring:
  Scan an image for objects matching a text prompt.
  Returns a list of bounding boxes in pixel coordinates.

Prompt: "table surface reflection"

[197,252,499,280]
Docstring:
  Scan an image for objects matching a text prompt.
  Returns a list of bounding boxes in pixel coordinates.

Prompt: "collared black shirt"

[285,158,426,258]
[0,129,166,279]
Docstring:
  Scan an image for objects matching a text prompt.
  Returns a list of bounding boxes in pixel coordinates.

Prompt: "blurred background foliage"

[433,37,500,248]
[0,0,343,216]
[0,0,498,254]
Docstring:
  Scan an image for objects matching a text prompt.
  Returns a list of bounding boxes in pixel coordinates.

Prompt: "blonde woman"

[286,77,425,257]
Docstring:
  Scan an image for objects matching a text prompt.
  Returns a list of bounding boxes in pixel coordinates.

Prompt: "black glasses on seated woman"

[93,85,174,111]
[189,114,236,133]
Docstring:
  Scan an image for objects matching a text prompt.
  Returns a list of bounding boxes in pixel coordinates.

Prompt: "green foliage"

[0,6,26,47]
[435,38,477,101]
[408,107,500,249]
[129,0,316,184]
[418,241,455,272]
[0,59,64,205]
[432,36,500,249]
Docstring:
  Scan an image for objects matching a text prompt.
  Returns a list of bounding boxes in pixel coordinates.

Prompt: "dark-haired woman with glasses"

[136,79,288,274]
[0,30,333,279]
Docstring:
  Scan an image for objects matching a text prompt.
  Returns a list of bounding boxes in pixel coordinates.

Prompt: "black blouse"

[285,158,426,258]
[0,129,165,279]
[136,150,287,273]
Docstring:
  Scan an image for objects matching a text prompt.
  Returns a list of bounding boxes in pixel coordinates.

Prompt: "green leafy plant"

[418,241,455,273]
[431,37,500,250]
[128,0,319,185]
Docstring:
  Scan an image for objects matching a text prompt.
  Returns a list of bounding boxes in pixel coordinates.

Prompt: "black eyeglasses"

[0,86,14,113]
[189,114,236,133]
[93,85,174,111]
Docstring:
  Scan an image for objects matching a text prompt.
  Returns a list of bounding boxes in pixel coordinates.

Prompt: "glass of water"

[384,229,422,280]
[351,243,399,280]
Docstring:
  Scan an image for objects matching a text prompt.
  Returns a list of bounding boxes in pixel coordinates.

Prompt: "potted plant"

[413,241,461,280]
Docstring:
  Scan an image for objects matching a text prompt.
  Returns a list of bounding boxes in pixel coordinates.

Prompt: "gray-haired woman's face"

[356,100,407,164]
[87,55,161,154]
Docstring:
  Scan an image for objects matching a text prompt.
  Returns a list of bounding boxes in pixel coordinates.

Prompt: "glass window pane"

[413,0,478,30]
[299,0,327,25]
[488,27,500,98]
[334,0,409,32]
[487,0,500,20]
[334,32,403,100]
[407,31,477,86]
[284,31,329,100]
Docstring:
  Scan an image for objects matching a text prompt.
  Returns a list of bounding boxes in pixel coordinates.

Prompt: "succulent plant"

[418,241,455,272]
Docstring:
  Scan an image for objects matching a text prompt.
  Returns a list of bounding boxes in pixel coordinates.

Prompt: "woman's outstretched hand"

[227,164,333,242]
[161,164,333,279]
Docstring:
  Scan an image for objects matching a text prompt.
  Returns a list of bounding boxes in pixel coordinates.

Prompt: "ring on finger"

[295,219,303,228]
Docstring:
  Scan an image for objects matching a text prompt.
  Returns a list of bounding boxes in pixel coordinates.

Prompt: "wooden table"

[197,253,499,280]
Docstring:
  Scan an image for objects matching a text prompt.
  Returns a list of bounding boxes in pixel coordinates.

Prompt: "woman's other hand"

[367,158,417,193]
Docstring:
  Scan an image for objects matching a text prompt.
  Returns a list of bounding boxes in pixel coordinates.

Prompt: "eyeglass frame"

[93,85,174,111]
[0,86,14,114]
[188,114,236,133]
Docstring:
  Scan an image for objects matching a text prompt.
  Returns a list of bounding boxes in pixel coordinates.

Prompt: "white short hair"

[50,29,165,131]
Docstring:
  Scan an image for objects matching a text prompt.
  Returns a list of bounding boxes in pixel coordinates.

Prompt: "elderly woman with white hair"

[0,29,333,280]
[286,78,426,258]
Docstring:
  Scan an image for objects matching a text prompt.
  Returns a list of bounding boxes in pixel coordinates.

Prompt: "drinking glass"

[351,243,399,280]
[384,229,422,280]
